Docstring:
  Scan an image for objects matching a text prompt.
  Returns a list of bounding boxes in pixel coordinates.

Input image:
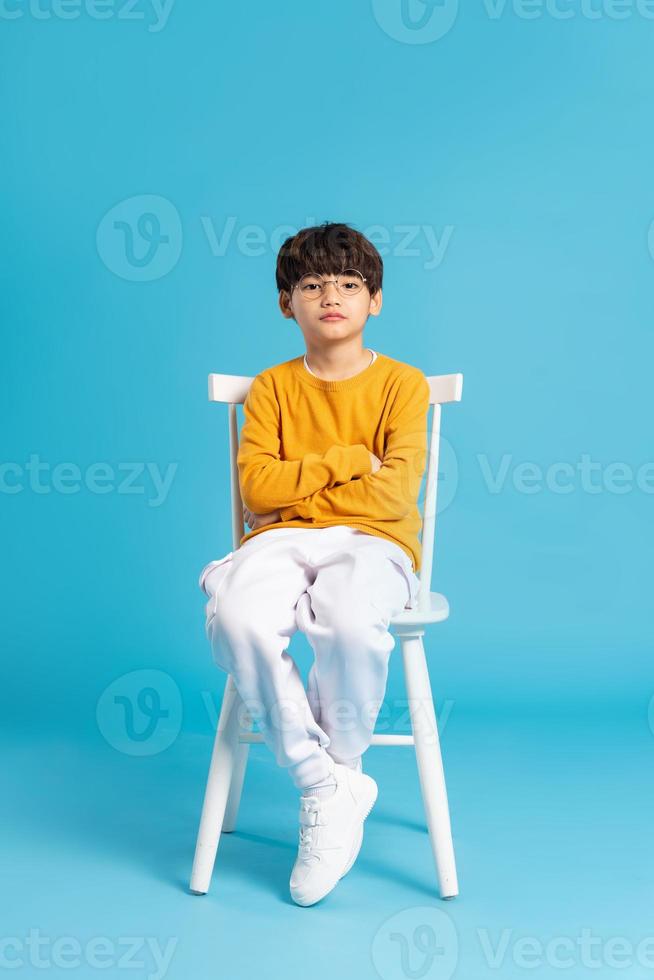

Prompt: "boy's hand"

[369,451,382,474]
[243,504,282,530]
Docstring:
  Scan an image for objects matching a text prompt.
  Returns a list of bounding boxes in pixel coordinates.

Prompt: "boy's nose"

[321,281,341,301]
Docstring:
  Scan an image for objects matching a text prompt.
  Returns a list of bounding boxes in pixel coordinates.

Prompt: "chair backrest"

[207,369,463,609]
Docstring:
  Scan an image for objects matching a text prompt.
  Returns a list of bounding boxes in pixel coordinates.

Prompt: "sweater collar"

[291,351,385,392]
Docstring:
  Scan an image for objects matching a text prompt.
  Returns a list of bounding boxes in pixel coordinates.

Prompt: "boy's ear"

[368,287,382,317]
[279,290,295,320]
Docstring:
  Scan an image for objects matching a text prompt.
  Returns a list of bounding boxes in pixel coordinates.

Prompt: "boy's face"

[278,269,382,347]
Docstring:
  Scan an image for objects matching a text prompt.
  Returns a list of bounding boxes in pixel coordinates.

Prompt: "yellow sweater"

[236,352,430,573]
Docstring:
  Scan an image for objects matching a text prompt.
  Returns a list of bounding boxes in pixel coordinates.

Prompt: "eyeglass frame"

[289,268,369,300]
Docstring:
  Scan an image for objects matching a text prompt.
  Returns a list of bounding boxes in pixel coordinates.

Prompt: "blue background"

[2,1,653,978]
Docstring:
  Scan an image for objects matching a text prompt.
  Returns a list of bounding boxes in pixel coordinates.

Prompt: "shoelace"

[298,796,322,857]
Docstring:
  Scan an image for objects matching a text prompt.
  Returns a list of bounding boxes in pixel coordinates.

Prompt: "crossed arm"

[238,370,430,528]
[237,372,373,516]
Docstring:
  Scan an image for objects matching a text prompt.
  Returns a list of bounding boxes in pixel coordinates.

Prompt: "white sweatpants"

[199,525,420,790]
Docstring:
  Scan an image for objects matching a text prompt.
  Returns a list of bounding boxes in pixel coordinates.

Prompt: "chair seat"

[390,591,450,627]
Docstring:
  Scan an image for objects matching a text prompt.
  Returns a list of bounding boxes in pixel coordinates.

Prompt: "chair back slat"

[418,402,441,612]
[227,404,243,552]
[209,369,463,603]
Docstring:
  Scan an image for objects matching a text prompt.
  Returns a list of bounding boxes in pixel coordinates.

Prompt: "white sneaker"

[289,758,378,907]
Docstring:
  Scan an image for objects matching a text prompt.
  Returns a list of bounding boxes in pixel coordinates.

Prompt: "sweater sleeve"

[278,371,430,522]
[237,372,372,513]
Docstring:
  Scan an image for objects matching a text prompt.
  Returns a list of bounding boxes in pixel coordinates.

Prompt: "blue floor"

[5,702,652,979]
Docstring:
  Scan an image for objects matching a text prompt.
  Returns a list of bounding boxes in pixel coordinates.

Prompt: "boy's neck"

[304,344,373,382]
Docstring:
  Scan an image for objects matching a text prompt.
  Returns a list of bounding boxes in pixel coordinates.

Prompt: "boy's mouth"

[320,314,346,321]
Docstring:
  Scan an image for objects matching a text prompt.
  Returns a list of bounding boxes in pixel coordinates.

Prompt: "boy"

[199,221,430,906]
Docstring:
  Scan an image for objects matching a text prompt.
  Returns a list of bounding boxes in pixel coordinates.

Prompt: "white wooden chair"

[190,368,464,900]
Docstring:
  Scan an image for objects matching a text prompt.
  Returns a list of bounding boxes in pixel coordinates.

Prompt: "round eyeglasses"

[292,269,367,299]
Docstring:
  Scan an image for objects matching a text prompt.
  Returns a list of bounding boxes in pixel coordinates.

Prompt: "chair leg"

[401,632,459,899]
[222,704,253,833]
[189,674,242,895]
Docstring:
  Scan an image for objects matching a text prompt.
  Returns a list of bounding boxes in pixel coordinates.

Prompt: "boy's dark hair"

[275,221,383,299]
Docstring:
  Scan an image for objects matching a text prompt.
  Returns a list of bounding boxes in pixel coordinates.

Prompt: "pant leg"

[296,529,413,766]
[203,528,335,789]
